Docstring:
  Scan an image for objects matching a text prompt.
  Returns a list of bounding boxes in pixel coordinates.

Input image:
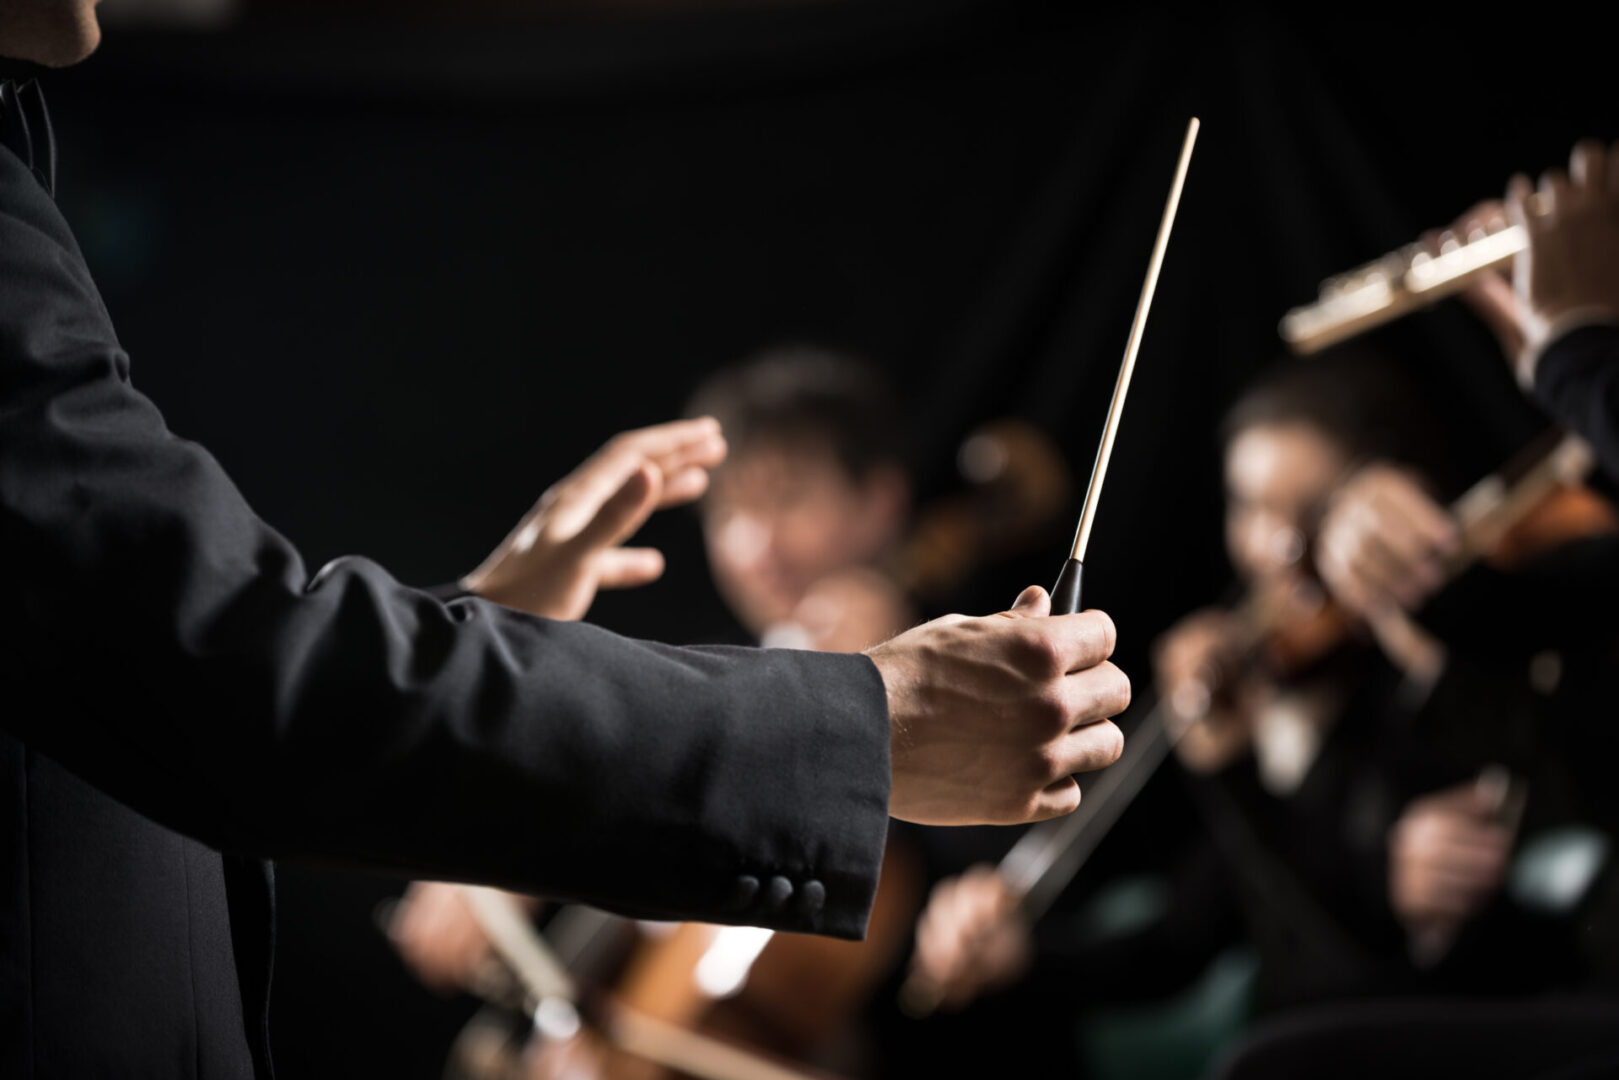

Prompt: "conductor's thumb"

[1008,585,1051,618]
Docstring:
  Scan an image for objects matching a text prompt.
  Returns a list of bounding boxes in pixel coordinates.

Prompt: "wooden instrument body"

[444,847,923,1080]
[594,842,924,1080]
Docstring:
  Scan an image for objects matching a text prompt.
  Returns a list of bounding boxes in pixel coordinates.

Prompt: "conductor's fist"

[869,584,1129,825]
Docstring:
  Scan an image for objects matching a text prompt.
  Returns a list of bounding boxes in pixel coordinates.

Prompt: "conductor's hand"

[869,585,1128,825]
[462,418,727,620]
[911,865,1032,1012]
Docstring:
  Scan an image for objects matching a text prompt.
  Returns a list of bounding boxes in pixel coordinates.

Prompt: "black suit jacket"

[1536,323,1619,484]
[0,82,891,1077]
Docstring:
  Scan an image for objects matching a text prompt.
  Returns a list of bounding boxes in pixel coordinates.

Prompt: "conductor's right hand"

[869,584,1128,825]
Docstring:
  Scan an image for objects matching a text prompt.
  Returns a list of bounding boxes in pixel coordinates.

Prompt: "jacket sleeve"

[1534,323,1619,485]
[0,147,890,939]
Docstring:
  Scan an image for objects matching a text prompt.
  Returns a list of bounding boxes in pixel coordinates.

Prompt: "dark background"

[36,1,1618,1074]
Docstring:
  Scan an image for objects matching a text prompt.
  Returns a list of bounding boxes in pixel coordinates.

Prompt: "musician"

[0,12,1132,1078]
[1462,139,1619,482]
[687,345,915,653]
[909,354,1595,1059]
[1323,140,1619,841]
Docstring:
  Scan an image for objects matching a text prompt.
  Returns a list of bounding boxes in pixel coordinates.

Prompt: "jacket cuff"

[715,650,892,940]
[1522,309,1619,388]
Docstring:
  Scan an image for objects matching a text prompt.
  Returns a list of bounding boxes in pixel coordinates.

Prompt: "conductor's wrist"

[865,647,914,802]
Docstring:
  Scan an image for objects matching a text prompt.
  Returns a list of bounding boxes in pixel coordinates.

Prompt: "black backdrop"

[36,2,1618,1074]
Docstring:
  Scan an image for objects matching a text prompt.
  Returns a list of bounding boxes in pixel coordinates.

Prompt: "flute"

[1280,219,1526,354]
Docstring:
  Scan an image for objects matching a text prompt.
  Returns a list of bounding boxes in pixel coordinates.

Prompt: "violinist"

[910,352,1598,1062]
[1353,135,1619,839]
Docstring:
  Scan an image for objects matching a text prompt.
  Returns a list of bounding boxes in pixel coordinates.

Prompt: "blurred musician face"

[1224,421,1346,587]
[701,438,907,637]
[0,0,100,67]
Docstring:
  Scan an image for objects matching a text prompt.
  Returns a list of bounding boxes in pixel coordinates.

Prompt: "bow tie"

[0,73,57,198]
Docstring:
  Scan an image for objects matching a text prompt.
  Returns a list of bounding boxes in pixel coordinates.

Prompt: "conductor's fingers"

[593,547,666,589]
[568,462,662,552]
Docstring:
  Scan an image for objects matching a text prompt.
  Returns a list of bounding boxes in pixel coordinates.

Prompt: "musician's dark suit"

[1536,323,1619,484]
[0,77,891,1078]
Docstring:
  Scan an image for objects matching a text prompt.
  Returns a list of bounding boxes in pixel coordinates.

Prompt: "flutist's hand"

[910,865,1032,1011]
[870,585,1128,825]
[1451,201,1528,362]
[1507,140,1619,348]
[1461,140,1619,383]
[462,418,727,620]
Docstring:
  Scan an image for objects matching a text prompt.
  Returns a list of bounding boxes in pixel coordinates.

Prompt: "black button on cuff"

[765,874,794,911]
[794,879,826,920]
[727,875,760,911]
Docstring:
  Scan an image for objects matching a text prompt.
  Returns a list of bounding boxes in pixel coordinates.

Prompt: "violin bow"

[1052,116,1199,614]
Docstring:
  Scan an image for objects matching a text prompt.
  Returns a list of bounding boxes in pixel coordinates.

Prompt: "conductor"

[0,5,1129,1077]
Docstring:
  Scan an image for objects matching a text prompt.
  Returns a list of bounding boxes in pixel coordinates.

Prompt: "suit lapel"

[0,74,56,198]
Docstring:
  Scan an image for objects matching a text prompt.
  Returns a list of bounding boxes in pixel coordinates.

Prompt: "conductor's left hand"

[461,418,728,620]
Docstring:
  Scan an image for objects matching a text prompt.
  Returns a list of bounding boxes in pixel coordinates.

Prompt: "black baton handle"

[1051,558,1084,615]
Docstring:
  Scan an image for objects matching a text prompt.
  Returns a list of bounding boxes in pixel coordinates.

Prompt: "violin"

[1188,429,1616,700]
